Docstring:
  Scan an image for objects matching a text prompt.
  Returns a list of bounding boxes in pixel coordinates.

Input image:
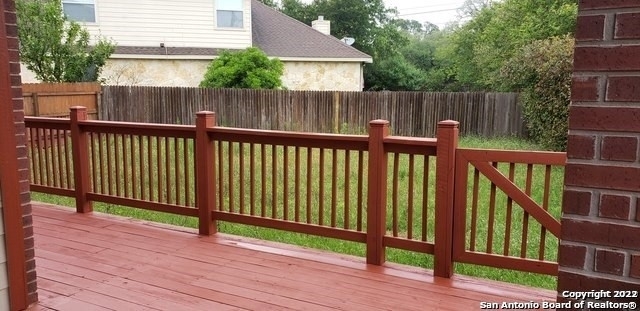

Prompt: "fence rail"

[101,86,524,138]
[26,106,564,279]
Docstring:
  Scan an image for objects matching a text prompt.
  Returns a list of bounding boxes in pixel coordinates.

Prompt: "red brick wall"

[559,0,640,298]
[3,0,37,304]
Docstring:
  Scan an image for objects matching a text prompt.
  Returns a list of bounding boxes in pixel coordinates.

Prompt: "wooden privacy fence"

[101,86,525,138]
[25,106,564,278]
[23,83,100,119]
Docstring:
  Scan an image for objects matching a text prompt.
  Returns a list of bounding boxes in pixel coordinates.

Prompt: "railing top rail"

[384,136,437,147]
[25,116,71,123]
[25,117,72,130]
[211,127,369,151]
[78,120,196,138]
[458,148,567,166]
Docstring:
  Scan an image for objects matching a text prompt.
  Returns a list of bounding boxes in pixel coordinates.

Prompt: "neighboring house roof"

[251,0,372,62]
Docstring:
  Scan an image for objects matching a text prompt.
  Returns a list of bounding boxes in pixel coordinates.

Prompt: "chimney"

[312,16,331,35]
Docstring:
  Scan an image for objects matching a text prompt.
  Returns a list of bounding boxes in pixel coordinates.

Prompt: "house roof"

[251,0,372,62]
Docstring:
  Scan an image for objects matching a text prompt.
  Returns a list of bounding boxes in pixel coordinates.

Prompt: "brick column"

[559,0,640,300]
[3,0,38,304]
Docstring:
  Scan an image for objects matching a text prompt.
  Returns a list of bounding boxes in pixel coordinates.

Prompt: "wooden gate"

[452,148,565,275]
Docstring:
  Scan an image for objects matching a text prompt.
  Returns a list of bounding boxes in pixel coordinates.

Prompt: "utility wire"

[398,7,460,16]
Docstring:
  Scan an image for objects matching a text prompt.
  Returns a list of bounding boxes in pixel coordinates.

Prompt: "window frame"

[215,0,244,29]
[61,0,98,24]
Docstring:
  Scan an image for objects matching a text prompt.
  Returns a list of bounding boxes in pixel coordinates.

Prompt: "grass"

[30,133,562,290]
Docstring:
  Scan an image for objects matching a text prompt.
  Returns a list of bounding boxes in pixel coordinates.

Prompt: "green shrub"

[500,35,574,151]
[200,47,284,89]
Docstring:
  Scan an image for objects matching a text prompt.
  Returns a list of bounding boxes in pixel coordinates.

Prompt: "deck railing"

[26,106,565,278]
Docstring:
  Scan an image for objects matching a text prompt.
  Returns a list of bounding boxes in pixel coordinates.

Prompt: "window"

[217,0,243,28]
[62,0,96,23]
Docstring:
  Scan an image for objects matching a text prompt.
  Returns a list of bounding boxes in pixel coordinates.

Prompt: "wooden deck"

[28,203,556,311]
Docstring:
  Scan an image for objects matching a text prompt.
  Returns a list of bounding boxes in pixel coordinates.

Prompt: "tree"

[365,54,425,91]
[200,47,284,89]
[16,0,114,82]
[500,35,574,151]
[449,0,577,91]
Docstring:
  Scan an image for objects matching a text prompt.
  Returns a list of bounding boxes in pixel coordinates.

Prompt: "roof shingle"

[251,0,372,61]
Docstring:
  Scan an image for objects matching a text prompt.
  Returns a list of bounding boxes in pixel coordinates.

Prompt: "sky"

[385,0,467,28]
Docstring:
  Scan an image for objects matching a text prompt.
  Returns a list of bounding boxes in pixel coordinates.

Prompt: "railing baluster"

[421,155,429,242]
[64,130,71,188]
[156,136,162,202]
[504,163,515,256]
[306,147,312,224]
[218,140,224,211]
[319,148,325,226]
[37,128,45,186]
[100,133,107,194]
[173,137,179,205]
[392,153,399,237]
[250,143,256,216]
[357,150,364,232]
[283,145,289,221]
[344,150,350,230]
[331,148,337,228]
[539,165,552,260]
[487,162,498,254]
[107,133,114,195]
[146,136,153,201]
[407,154,415,239]
[183,138,190,206]
[294,146,301,222]
[239,143,245,214]
[271,144,277,218]
[230,141,235,213]
[115,134,122,197]
[140,135,146,201]
[29,128,38,184]
[123,135,129,198]
[54,129,62,188]
[470,168,480,252]
[90,133,97,193]
[44,128,52,186]
[165,136,171,204]
[261,144,266,217]
[131,135,137,199]
[521,164,533,258]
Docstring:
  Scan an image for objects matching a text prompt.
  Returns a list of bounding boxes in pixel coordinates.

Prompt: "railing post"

[366,119,389,265]
[69,106,92,213]
[434,120,459,278]
[195,111,217,235]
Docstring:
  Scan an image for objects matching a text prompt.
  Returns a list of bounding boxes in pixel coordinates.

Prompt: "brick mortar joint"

[559,267,640,284]
[561,214,640,227]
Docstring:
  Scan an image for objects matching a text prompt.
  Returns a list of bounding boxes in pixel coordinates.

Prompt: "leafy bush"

[500,35,574,151]
[17,0,115,82]
[200,47,284,89]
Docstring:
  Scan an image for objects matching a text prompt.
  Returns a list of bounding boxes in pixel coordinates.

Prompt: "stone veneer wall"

[22,59,365,91]
[3,0,37,304]
[559,0,640,301]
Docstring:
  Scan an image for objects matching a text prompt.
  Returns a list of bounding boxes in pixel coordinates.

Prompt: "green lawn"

[31,134,562,290]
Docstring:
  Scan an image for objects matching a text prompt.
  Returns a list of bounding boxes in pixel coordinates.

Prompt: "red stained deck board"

[29,203,555,311]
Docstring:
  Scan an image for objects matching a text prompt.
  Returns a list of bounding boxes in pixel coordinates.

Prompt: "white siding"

[85,0,252,49]
[0,187,10,310]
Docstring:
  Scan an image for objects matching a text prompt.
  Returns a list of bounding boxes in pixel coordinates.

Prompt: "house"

[20,0,372,91]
